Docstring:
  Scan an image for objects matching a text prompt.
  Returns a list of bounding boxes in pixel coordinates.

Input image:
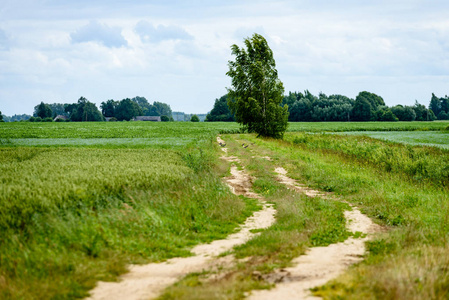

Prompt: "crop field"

[0,122,254,299]
[340,130,449,149]
[0,121,448,299]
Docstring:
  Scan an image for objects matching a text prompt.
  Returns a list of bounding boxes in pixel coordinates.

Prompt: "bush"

[190,115,200,122]
[43,117,53,122]
[29,117,36,122]
[34,117,42,122]
[161,115,169,122]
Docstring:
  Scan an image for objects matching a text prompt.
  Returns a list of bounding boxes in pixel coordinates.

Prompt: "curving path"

[86,137,276,300]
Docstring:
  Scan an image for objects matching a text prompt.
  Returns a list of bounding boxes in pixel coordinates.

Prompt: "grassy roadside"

[265,133,449,298]
[0,139,257,299]
[158,134,351,299]
[160,132,449,299]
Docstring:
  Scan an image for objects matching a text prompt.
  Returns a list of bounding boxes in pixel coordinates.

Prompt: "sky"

[0,0,448,116]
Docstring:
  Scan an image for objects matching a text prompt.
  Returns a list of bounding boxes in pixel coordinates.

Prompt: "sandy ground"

[248,167,382,300]
[85,137,276,300]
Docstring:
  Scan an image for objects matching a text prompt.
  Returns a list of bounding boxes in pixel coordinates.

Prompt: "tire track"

[248,167,382,300]
[85,137,276,300]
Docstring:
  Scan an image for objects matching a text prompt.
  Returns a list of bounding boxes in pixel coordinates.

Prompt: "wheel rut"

[85,137,276,300]
[248,167,383,300]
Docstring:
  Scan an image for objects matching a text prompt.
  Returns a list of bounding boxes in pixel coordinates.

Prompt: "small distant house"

[54,115,68,121]
[133,116,161,122]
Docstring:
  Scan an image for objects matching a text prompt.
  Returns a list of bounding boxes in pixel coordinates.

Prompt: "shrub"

[161,115,169,122]
[43,117,53,122]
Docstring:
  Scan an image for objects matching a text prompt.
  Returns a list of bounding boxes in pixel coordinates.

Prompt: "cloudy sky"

[0,0,448,116]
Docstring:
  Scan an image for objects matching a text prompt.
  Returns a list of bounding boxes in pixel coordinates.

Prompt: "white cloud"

[70,20,127,48]
[135,21,193,43]
[0,1,449,115]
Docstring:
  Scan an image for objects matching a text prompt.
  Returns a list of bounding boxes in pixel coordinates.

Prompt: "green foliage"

[356,91,385,109]
[131,96,151,115]
[115,98,142,121]
[48,103,68,118]
[227,33,288,138]
[34,102,53,119]
[161,115,170,122]
[43,117,53,122]
[190,114,200,122]
[205,94,235,122]
[65,97,104,122]
[429,93,441,116]
[100,99,118,117]
[391,105,416,121]
[0,110,3,122]
[414,100,436,121]
[351,96,372,121]
[151,101,172,117]
[429,93,449,120]
[375,107,399,121]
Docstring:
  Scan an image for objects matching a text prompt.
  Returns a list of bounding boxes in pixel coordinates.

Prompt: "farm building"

[133,116,161,122]
[53,115,68,121]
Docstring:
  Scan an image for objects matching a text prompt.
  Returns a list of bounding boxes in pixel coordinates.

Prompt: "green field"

[0,122,254,299]
[340,130,449,149]
[1,121,448,299]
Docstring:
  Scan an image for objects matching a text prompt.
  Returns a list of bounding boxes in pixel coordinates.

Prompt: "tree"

[47,103,68,118]
[378,107,398,121]
[413,100,435,121]
[429,93,441,117]
[226,33,288,138]
[100,100,118,117]
[190,114,199,122]
[205,94,235,122]
[289,98,312,121]
[441,96,449,115]
[115,98,142,121]
[65,97,104,121]
[150,101,172,117]
[391,105,416,121]
[0,111,3,122]
[131,96,151,115]
[161,115,170,122]
[357,91,385,110]
[351,96,372,121]
[34,102,53,119]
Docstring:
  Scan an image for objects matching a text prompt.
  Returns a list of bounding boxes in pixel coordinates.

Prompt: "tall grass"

[161,132,449,299]
[287,133,449,187]
[0,142,255,299]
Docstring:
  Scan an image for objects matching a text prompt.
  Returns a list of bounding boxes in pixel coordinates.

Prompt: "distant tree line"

[206,91,438,122]
[100,96,172,121]
[17,96,173,122]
